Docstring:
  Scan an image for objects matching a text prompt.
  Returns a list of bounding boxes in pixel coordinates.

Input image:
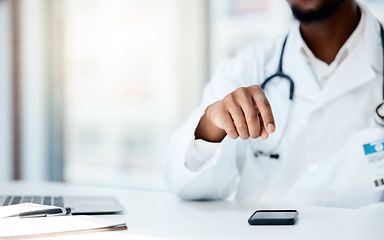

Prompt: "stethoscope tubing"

[375,23,384,124]
[253,21,384,159]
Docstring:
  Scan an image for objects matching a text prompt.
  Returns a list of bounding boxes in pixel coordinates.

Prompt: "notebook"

[0,195,125,214]
[0,203,127,239]
[0,215,127,239]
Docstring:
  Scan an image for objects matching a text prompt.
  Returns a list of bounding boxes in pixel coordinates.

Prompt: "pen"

[5,207,72,219]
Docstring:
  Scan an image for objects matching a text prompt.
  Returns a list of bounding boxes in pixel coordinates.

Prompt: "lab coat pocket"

[333,128,384,207]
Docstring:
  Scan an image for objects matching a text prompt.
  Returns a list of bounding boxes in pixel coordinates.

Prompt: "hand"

[195,85,275,142]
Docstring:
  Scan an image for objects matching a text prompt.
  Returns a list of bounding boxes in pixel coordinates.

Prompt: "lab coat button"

[308,164,318,173]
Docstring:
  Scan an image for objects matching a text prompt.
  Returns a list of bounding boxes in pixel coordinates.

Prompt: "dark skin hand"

[195,0,360,142]
[195,85,275,142]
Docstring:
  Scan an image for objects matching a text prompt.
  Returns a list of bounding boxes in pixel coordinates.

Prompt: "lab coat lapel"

[315,46,376,109]
[264,6,381,107]
[314,9,381,109]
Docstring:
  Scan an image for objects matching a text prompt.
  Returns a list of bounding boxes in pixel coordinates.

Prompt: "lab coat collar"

[282,4,382,108]
[315,5,381,109]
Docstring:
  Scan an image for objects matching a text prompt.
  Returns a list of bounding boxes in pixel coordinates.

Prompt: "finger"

[215,110,239,139]
[238,97,261,139]
[259,117,269,140]
[228,104,250,140]
[251,86,275,134]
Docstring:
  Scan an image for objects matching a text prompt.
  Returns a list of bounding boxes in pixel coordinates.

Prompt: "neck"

[299,1,360,64]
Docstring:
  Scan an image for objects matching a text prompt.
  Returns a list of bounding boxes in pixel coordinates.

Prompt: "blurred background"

[0,0,383,191]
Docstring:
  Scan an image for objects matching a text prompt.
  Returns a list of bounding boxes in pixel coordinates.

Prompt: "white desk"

[0,181,383,240]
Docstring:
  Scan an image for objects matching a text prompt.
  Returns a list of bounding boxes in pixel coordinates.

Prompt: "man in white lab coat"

[164,0,384,208]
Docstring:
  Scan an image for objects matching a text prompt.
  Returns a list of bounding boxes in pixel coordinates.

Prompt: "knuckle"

[234,87,248,100]
[247,112,259,122]
[249,126,261,139]
[250,132,260,139]
[224,93,235,103]
[251,85,262,92]
[236,87,247,94]
[226,129,238,138]
[236,122,248,131]
[258,98,271,108]
[216,104,226,113]
[264,116,274,124]
[239,134,249,140]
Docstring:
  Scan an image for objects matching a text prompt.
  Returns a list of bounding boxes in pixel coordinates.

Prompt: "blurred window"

[62,0,206,190]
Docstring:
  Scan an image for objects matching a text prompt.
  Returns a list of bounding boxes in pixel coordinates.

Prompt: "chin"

[289,0,346,24]
[288,0,327,12]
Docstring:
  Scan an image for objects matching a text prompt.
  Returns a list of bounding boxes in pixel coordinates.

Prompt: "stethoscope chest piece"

[375,102,384,126]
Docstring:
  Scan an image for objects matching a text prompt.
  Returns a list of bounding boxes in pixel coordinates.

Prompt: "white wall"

[0,0,13,181]
[62,0,207,190]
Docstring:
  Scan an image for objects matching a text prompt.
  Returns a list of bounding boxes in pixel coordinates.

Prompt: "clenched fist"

[195,85,275,142]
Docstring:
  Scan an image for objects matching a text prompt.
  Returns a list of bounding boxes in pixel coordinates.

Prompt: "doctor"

[164,0,384,208]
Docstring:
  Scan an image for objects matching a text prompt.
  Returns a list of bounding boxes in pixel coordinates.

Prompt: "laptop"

[0,195,125,214]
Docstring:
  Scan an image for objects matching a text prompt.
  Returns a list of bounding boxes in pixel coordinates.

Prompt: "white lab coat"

[164,5,384,208]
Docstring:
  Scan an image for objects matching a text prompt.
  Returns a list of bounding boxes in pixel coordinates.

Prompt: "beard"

[290,0,346,24]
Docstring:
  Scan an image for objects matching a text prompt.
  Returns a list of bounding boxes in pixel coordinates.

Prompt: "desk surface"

[0,181,383,240]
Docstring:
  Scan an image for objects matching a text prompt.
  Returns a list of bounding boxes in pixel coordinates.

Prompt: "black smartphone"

[248,210,299,225]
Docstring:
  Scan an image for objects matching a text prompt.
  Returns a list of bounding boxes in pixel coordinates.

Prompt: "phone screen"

[248,210,299,225]
[253,211,297,219]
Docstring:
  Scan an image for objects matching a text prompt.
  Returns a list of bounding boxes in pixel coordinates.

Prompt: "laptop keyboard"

[1,196,64,207]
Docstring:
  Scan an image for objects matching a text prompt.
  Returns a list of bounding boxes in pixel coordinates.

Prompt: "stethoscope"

[253,22,384,160]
